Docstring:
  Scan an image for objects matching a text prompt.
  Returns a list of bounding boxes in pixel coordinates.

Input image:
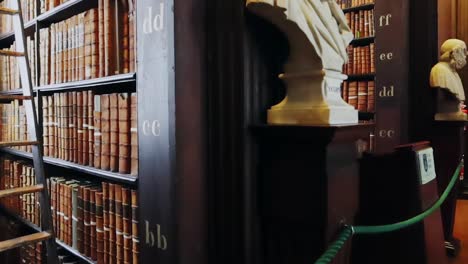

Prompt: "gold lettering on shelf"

[142,120,161,137]
[378,85,395,97]
[379,14,392,27]
[145,220,168,250]
[378,130,395,138]
[379,52,393,61]
[143,3,165,34]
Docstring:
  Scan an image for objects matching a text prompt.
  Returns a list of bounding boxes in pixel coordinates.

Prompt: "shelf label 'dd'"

[378,85,395,98]
[143,3,166,34]
[145,220,168,250]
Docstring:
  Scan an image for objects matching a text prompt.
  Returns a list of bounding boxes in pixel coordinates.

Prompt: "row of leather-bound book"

[0,159,140,264]
[0,91,138,176]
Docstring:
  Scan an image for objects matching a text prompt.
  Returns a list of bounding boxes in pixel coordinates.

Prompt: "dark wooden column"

[253,124,373,264]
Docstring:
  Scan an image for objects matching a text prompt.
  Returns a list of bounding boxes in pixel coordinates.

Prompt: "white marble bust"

[430,39,468,120]
[246,0,357,125]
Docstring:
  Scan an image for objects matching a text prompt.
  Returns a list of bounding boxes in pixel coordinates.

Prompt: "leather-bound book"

[357,81,368,112]
[85,10,92,80]
[98,0,105,78]
[77,91,84,165]
[79,13,86,81]
[348,81,358,109]
[83,186,91,257]
[367,81,375,112]
[90,8,99,79]
[109,93,119,172]
[114,184,123,262]
[120,0,130,74]
[88,90,95,167]
[370,43,375,73]
[77,184,86,253]
[50,23,56,84]
[103,0,116,76]
[102,182,110,264]
[108,183,116,263]
[82,91,89,165]
[131,189,139,264]
[90,188,98,261]
[71,92,78,163]
[96,191,104,264]
[118,93,130,174]
[94,95,102,169]
[43,96,49,157]
[101,94,110,171]
[47,96,53,157]
[72,183,80,250]
[128,0,136,72]
[130,93,138,176]
[122,188,132,263]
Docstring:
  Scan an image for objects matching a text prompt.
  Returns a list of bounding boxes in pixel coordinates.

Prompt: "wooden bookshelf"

[36,0,95,24]
[348,74,376,81]
[351,36,375,46]
[343,3,375,13]
[0,205,96,264]
[0,148,138,185]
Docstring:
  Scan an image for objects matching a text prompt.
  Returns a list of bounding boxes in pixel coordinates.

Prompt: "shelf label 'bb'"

[145,220,168,250]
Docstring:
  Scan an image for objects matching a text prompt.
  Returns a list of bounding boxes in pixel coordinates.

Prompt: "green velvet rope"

[314,161,463,264]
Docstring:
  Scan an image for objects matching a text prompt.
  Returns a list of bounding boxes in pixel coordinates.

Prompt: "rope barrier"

[314,161,463,264]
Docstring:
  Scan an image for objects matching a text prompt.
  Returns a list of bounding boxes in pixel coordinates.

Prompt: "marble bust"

[246,0,358,125]
[430,39,467,120]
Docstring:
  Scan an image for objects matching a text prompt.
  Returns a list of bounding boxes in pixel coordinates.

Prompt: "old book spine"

[128,0,136,72]
[357,81,367,112]
[72,185,79,250]
[96,191,105,264]
[83,91,89,165]
[99,0,105,78]
[118,93,130,174]
[77,185,85,253]
[122,188,132,263]
[104,0,116,76]
[131,189,139,264]
[130,93,138,176]
[43,96,49,157]
[84,187,91,257]
[115,184,123,262]
[102,182,109,264]
[72,92,78,163]
[108,183,116,263]
[109,93,119,172]
[79,13,86,81]
[94,95,102,169]
[367,81,375,112]
[88,90,95,167]
[90,188,98,261]
[91,8,99,79]
[85,10,92,80]
[101,94,110,171]
[120,0,130,74]
[77,92,84,165]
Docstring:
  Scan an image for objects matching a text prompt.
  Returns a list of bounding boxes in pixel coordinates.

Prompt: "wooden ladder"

[0,1,58,263]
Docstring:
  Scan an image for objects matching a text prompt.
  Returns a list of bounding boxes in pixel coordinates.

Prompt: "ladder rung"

[0,50,25,57]
[0,141,39,147]
[0,184,44,199]
[0,95,33,103]
[0,7,19,15]
[0,232,51,252]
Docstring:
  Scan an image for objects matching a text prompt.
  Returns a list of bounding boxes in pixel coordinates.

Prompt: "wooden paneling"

[455,0,468,96]
[438,0,456,48]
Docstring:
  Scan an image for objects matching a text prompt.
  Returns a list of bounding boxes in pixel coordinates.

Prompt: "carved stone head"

[440,39,468,70]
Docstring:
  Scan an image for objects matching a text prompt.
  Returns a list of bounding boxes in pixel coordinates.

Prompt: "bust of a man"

[246,0,358,125]
[430,39,468,120]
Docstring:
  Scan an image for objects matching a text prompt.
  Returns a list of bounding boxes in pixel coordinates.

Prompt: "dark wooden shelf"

[0,148,138,185]
[343,3,375,13]
[359,112,375,120]
[37,72,136,92]
[37,0,96,24]
[56,240,96,264]
[0,89,24,95]
[0,205,95,264]
[347,74,376,81]
[351,36,375,46]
